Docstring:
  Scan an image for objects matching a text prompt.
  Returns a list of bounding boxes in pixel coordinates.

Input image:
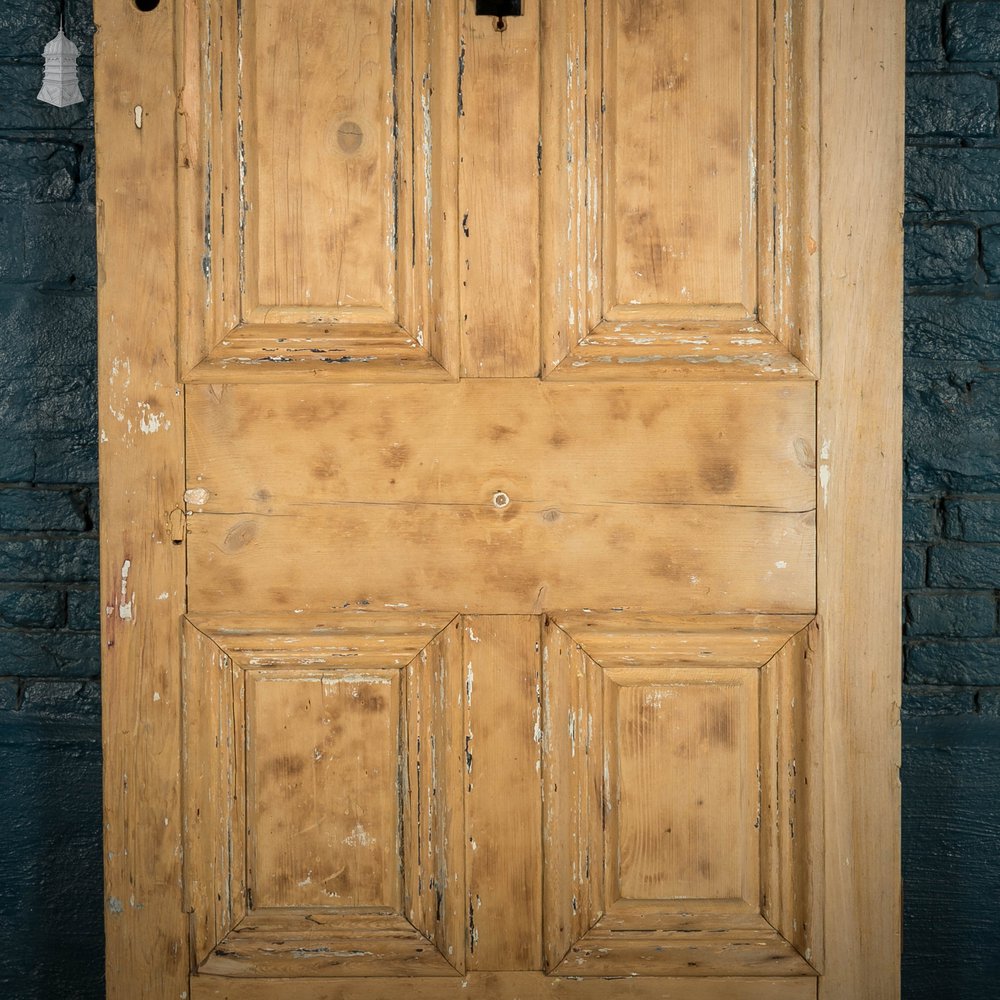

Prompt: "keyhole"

[494,16,507,31]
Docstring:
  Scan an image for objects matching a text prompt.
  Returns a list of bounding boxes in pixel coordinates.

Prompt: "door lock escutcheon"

[475,0,522,31]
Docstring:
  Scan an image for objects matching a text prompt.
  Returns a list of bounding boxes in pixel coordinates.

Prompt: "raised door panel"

[179,0,460,379]
[541,0,819,378]
[542,616,821,979]
[179,0,818,383]
[183,614,467,977]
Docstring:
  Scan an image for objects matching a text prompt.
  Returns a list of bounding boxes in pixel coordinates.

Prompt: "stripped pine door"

[95,1,902,998]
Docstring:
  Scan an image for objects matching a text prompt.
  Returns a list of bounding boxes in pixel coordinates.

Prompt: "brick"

[0,205,97,286]
[904,221,978,284]
[0,369,97,484]
[902,715,1000,999]
[0,588,62,629]
[0,538,98,583]
[906,73,998,137]
[929,543,1000,586]
[977,688,1000,716]
[907,637,1000,684]
[0,489,85,532]
[907,592,996,636]
[17,679,100,730]
[0,139,79,204]
[906,147,1000,211]
[0,629,99,678]
[904,498,940,542]
[902,685,978,716]
[908,0,945,62]
[0,65,92,133]
[945,1,1000,62]
[0,678,16,712]
[905,545,928,588]
[0,741,104,999]
[905,295,1000,360]
[944,498,1000,540]
[66,588,99,631]
[905,367,1000,492]
[979,224,1000,282]
[0,292,96,368]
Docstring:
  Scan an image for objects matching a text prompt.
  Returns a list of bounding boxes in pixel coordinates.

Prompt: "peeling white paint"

[152,692,161,702]
[138,402,170,435]
[118,559,134,621]
[133,105,143,129]
[775,560,788,570]
[343,823,374,848]
[819,439,832,507]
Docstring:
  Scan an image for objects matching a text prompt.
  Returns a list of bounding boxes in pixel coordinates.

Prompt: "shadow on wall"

[0,688,104,1000]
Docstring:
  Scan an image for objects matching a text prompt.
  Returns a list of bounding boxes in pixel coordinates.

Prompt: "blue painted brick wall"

[1,2,999,999]
[904,2,1000,997]
[0,3,103,999]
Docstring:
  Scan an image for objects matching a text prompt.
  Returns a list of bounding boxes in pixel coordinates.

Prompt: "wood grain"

[191,972,819,999]
[94,2,189,996]
[186,505,815,616]
[552,613,815,668]
[188,612,452,666]
[183,622,240,966]
[186,380,815,512]
[555,927,815,978]
[540,621,602,971]
[817,1,903,997]
[458,2,540,377]
[246,1,393,315]
[404,619,467,972]
[605,0,756,316]
[178,0,461,379]
[201,911,458,978]
[607,669,759,905]
[246,670,402,910]
[463,616,543,970]
[760,623,824,971]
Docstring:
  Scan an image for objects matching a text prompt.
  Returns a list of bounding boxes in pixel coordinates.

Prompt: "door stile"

[95,1,190,997]
[817,2,904,998]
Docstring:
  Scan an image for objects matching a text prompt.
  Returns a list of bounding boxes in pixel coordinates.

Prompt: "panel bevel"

[541,615,822,980]
[541,0,820,380]
[178,0,460,381]
[183,613,467,977]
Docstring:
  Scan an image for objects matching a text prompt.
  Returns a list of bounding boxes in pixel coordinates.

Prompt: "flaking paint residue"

[118,559,134,621]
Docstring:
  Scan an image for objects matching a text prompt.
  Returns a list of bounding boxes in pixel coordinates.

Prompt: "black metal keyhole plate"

[475,0,523,18]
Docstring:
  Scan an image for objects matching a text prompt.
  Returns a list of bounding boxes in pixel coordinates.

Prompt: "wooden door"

[95,1,902,998]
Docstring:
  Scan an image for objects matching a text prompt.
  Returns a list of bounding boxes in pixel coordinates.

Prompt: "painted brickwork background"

[0,3,103,998]
[0,1,998,998]
[904,3,1000,997]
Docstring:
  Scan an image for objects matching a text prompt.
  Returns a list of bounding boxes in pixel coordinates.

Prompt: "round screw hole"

[492,491,510,510]
[134,0,161,11]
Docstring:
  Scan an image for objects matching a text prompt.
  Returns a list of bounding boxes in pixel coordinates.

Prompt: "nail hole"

[134,0,161,11]
[492,491,510,509]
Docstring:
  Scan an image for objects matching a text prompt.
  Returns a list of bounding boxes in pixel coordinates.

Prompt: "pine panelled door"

[94,1,902,998]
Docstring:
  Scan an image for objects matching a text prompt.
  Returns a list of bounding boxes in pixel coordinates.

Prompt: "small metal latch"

[475,0,522,31]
